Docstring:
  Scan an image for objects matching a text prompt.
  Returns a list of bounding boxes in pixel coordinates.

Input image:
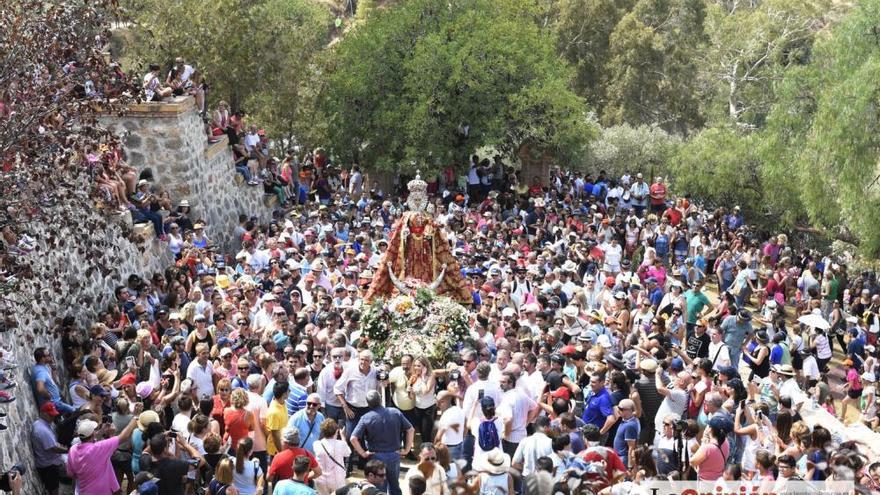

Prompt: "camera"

[168,431,177,439]
[102,414,112,424]
[377,370,388,381]
[0,464,25,491]
[450,370,461,381]
[673,419,688,432]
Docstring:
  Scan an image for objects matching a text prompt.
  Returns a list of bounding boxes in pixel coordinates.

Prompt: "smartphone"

[478,389,485,400]
[168,431,177,439]
[125,356,136,370]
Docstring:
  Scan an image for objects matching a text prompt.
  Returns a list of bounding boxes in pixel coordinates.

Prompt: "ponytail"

[235,437,253,474]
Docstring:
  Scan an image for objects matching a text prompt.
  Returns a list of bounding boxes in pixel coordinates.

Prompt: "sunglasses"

[307,402,320,408]
[238,366,249,371]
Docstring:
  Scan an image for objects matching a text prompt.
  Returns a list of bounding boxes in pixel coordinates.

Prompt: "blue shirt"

[31,418,63,468]
[769,344,784,365]
[613,417,640,467]
[287,410,325,453]
[286,383,309,416]
[351,407,413,453]
[581,387,614,429]
[272,479,317,495]
[32,364,61,404]
[720,315,752,349]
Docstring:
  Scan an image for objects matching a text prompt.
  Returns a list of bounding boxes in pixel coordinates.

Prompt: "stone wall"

[101,96,275,251]
[0,97,274,493]
[0,208,172,494]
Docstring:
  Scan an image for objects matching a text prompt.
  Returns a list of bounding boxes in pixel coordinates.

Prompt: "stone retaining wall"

[101,96,275,251]
[0,97,274,493]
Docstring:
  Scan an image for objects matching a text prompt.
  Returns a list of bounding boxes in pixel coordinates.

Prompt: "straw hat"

[477,448,511,475]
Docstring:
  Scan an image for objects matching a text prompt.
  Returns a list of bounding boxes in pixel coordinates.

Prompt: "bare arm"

[655,370,670,397]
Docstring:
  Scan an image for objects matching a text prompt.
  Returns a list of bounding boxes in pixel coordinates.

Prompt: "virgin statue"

[365,173,472,303]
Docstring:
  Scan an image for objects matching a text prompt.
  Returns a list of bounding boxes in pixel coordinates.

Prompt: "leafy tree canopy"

[322,0,595,174]
[123,0,331,143]
[760,0,880,255]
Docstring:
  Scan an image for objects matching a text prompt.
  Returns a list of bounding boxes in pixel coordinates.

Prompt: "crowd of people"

[18,104,880,495]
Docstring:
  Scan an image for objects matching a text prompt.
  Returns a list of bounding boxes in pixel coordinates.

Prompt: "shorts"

[848,389,862,399]
[36,465,61,491]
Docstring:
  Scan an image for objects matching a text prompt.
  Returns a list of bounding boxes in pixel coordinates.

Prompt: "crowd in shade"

[12,73,880,495]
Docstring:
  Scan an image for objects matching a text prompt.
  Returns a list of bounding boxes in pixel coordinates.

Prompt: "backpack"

[478,418,500,451]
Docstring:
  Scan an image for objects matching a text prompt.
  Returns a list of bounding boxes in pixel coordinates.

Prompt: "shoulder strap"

[321,441,346,471]
[711,343,727,367]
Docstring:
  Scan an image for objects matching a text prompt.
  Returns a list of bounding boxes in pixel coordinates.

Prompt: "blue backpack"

[478,418,500,451]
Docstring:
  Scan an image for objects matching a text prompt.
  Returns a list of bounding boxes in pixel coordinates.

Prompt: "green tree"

[123,0,331,140]
[603,0,707,133]
[586,124,680,179]
[555,0,634,112]
[323,0,595,174]
[760,0,880,254]
[698,0,826,128]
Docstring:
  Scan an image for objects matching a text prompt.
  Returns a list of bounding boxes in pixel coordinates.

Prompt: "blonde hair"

[214,457,234,484]
[230,388,249,409]
[136,329,151,342]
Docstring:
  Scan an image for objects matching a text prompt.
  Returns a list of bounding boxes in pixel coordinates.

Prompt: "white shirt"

[512,431,553,476]
[779,378,806,406]
[524,370,546,402]
[316,365,343,407]
[333,365,378,408]
[802,355,820,381]
[186,359,215,397]
[438,405,465,445]
[707,341,730,371]
[462,380,503,423]
[172,412,191,436]
[498,388,536,443]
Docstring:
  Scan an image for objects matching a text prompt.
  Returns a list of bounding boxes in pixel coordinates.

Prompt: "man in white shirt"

[523,354,546,402]
[251,293,278,331]
[629,173,649,217]
[776,364,806,406]
[653,367,690,445]
[462,363,503,469]
[333,349,379,434]
[707,327,731,371]
[435,391,465,461]
[498,370,538,458]
[512,416,553,476]
[186,343,214,398]
[245,374,269,473]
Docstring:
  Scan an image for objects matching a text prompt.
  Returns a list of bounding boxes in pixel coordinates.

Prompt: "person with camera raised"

[67,410,141,495]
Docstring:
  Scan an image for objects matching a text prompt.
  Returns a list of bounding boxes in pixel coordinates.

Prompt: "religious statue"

[365,173,472,303]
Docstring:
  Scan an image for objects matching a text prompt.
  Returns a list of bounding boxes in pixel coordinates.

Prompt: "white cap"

[501,307,516,318]
[77,419,99,438]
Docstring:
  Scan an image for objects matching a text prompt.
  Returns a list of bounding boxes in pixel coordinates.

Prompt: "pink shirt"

[697,441,729,481]
[67,436,121,495]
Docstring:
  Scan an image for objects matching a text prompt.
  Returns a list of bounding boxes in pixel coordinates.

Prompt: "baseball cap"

[480,396,496,410]
[40,402,61,417]
[77,419,99,438]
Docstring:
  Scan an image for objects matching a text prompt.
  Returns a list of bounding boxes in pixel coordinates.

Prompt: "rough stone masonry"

[0,96,273,494]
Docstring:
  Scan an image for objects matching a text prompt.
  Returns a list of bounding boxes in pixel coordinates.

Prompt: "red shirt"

[579,446,626,489]
[267,447,318,482]
[662,207,682,226]
[649,183,667,205]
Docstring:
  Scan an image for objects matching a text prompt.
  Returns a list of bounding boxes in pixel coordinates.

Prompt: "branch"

[794,226,861,246]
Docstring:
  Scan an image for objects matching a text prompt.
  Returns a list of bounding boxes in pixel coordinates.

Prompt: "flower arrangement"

[360,288,472,365]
